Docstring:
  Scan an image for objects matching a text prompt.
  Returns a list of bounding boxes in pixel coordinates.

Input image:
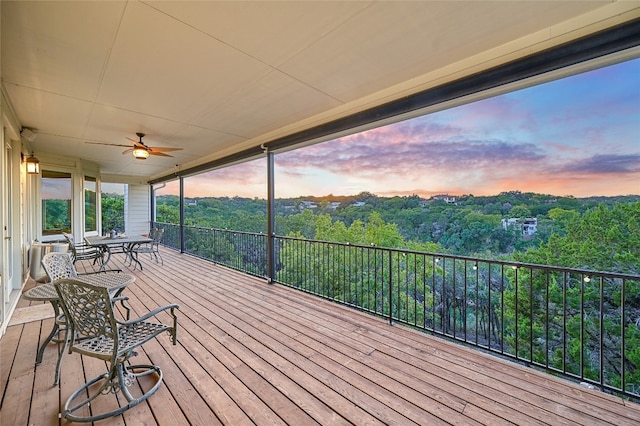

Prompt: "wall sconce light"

[25,153,40,174]
[132,147,150,159]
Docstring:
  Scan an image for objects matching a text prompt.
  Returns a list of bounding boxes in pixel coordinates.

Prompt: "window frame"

[84,175,98,234]
[40,169,73,237]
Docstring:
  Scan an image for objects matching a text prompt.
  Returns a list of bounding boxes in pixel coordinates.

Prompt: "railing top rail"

[157,222,266,237]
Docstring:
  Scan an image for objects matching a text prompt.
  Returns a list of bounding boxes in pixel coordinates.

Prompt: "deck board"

[1,247,639,425]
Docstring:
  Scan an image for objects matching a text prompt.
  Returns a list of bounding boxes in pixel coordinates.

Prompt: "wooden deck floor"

[2,248,639,425]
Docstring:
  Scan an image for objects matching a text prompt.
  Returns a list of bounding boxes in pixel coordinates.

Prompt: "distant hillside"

[152,192,639,257]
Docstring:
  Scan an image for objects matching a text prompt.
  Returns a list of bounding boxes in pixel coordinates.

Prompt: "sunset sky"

[175,57,639,199]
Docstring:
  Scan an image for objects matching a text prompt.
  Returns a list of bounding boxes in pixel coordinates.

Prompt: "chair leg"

[118,363,164,403]
[62,362,163,422]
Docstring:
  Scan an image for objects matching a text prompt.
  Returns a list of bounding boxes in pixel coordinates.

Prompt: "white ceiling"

[2,1,639,182]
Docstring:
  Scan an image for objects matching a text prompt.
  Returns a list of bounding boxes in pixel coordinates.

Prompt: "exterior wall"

[1,85,28,336]
[0,81,149,335]
[125,184,150,237]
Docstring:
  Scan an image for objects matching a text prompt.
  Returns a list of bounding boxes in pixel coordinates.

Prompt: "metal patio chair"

[54,278,179,422]
[41,251,121,282]
[131,228,164,266]
[62,231,105,266]
[39,252,128,385]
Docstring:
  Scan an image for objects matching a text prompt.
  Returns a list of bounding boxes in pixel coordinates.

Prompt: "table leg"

[36,301,61,364]
[99,245,112,271]
[54,316,68,386]
[127,243,144,271]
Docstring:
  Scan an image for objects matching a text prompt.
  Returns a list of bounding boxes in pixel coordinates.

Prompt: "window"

[101,182,126,234]
[84,176,97,233]
[42,170,72,235]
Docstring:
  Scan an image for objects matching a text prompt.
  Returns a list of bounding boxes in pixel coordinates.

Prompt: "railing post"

[150,184,156,232]
[179,176,185,253]
[266,150,275,283]
[388,249,393,325]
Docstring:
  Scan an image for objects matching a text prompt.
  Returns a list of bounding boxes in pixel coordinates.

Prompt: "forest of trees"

[153,191,639,259]
[510,202,640,392]
[101,193,125,235]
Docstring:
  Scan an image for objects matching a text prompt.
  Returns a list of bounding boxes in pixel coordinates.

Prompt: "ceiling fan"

[87,133,182,159]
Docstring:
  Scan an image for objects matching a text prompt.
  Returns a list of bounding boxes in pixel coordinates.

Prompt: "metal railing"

[159,222,267,277]
[155,221,640,400]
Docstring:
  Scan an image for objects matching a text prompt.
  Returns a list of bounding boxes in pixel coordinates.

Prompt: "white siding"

[125,184,150,237]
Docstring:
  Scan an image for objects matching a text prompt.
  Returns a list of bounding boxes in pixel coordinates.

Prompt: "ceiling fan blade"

[126,137,146,148]
[94,134,178,157]
[86,141,132,148]
[148,146,183,153]
[149,151,173,157]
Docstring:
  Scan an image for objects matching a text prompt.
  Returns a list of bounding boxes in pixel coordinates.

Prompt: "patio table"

[22,272,136,384]
[85,235,153,271]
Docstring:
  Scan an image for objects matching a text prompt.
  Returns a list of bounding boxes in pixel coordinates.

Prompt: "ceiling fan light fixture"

[132,147,150,159]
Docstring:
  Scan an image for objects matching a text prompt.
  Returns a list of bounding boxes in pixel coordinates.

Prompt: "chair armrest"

[119,304,179,344]
[120,304,179,324]
[78,269,122,276]
[112,296,131,320]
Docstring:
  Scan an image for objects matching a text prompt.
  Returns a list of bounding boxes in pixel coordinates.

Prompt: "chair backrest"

[54,279,117,344]
[61,232,79,255]
[61,231,103,264]
[41,252,78,282]
[151,228,164,245]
